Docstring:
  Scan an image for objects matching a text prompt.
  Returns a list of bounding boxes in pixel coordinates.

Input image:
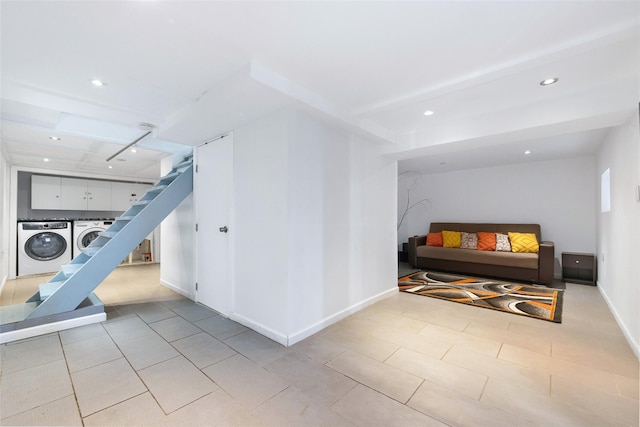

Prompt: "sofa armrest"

[538,241,555,284]
[408,235,427,267]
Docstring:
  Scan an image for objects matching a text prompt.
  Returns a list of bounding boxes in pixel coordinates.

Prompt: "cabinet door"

[111,181,127,212]
[60,177,89,210]
[31,175,62,209]
[111,182,135,212]
[87,180,112,210]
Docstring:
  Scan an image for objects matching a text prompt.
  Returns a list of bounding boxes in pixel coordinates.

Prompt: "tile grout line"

[56,331,85,426]
[101,311,205,417]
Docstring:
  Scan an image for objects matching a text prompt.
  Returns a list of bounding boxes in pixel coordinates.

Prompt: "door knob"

[219,226,228,233]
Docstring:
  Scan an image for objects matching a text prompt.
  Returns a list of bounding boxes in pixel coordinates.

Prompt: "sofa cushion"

[416,246,539,269]
[495,234,511,252]
[477,232,496,251]
[442,231,461,248]
[460,232,478,249]
[426,232,443,247]
[428,223,542,242]
[508,232,539,253]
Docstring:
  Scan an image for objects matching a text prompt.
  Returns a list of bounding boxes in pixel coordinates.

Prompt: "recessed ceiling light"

[539,77,558,86]
[524,150,531,155]
[131,148,137,153]
[108,165,113,169]
[49,136,60,141]
[90,79,106,87]
[423,110,435,116]
[43,158,50,162]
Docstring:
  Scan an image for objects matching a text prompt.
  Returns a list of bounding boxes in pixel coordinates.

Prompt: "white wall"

[596,115,640,357]
[159,156,195,299]
[233,110,291,339]
[398,156,598,274]
[0,141,10,289]
[231,110,398,345]
[286,111,397,343]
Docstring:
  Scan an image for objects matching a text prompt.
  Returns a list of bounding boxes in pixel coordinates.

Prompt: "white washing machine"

[73,219,114,258]
[17,221,72,276]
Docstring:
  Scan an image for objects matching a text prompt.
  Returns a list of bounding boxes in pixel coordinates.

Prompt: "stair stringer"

[25,163,193,319]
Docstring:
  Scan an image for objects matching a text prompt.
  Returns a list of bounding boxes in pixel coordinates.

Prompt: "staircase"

[0,157,193,338]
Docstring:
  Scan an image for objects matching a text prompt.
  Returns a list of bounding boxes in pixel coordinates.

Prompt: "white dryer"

[17,221,72,276]
[73,219,114,258]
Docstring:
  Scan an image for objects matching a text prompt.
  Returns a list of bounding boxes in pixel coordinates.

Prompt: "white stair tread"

[148,185,167,193]
[39,281,65,298]
[61,264,83,276]
[160,171,179,181]
[174,161,192,170]
[82,246,100,256]
[99,230,117,238]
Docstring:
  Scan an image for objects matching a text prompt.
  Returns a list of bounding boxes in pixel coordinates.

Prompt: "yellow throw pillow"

[442,230,462,248]
[508,232,539,253]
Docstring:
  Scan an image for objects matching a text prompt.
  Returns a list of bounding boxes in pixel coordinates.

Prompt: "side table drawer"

[563,254,594,268]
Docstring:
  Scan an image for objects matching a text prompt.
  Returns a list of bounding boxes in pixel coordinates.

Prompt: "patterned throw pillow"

[508,232,539,253]
[460,232,478,249]
[477,232,496,251]
[442,230,461,248]
[495,233,511,252]
[426,232,443,247]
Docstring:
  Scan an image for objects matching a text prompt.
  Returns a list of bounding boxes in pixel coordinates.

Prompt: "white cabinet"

[60,178,89,210]
[87,180,112,210]
[111,182,152,212]
[31,175,62,209]
[60,178,113,211]
[31,174,152,211]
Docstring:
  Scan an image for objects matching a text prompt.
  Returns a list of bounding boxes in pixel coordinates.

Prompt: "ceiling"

[1,1,639,179]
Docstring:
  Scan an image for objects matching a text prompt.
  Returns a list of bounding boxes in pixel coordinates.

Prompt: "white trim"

[597,280,640,359]
[159,279,195,301]
[0,312,106,344]
[228,288,399,347]
[287,287,399,346]
[228,312,288,346]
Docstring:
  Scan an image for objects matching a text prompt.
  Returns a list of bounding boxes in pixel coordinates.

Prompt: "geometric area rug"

[398,270,563,323]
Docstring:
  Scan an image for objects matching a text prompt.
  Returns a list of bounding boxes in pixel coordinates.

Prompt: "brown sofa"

[407,223,554,285]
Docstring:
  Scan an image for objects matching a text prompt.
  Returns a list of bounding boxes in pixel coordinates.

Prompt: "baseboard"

[0,312,106,344]
[287,286,399,346]
[597,280,640,359]
[159,279,288,345]
[159,279,195,301]
[228,312,288,346]
[227,287,398,347]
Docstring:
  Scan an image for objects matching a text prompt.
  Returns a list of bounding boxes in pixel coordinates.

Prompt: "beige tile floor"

[1,264,638,426]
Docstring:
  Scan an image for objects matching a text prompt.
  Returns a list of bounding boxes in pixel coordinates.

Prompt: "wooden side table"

[562,252,597,285]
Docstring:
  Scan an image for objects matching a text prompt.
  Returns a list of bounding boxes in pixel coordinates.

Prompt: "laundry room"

[15,170,158,277]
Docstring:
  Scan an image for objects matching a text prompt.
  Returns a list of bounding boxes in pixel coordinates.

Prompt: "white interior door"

[195,133,233,315]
